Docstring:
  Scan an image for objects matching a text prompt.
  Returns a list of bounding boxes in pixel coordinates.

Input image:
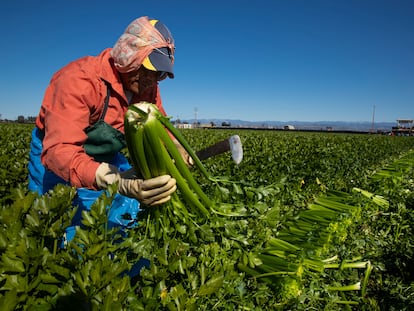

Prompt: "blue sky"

[1,0,413,122]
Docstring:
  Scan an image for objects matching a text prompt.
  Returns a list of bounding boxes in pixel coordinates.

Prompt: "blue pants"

[28,127,149,274]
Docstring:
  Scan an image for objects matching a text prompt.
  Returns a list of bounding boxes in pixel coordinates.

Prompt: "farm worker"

[27,17,188,259]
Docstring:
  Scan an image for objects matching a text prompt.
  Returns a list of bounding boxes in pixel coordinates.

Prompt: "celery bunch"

[124,103,212,217]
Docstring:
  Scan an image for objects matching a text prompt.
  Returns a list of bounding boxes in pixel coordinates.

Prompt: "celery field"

[1,122,414,310]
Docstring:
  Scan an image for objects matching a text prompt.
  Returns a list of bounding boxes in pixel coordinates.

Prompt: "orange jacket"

[35,48,167,190]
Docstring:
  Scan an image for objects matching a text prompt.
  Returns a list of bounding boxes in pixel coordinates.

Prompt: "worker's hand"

[174,139,194,166]
[95,163,176,206]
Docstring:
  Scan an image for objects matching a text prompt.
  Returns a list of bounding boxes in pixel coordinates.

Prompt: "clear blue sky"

[1,0,413,122]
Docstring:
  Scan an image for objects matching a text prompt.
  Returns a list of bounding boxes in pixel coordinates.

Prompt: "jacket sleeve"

[40,73,103,189]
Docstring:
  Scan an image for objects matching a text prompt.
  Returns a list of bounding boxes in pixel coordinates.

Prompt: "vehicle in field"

[391,119,413,136]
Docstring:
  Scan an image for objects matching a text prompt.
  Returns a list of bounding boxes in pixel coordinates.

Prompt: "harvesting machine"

[391,119,414,136]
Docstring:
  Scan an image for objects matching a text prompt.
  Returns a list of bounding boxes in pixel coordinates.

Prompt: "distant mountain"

[176,119,396,132]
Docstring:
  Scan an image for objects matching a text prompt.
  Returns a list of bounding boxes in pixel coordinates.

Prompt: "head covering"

[111,16,175,77]
[141,20,174,77]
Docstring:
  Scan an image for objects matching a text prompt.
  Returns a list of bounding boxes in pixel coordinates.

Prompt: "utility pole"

[194,107,198,128]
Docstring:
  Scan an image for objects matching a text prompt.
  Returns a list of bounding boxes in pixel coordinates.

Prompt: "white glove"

[95,163,177,206]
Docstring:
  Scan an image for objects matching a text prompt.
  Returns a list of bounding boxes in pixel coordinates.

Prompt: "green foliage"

[0,184,77,310]
[1,123,414,309]
[0,123,33,205]
[0,184,141,310]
